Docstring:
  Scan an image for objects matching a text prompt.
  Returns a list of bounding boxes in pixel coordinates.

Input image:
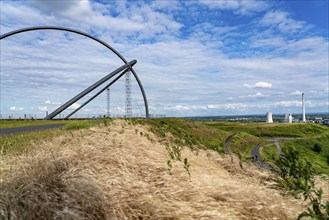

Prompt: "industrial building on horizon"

[266,93,307,124]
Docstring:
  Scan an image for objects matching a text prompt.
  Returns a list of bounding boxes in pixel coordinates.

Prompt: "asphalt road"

[250,143,271,170]
[0,124,65,136]
[250,138,295,170]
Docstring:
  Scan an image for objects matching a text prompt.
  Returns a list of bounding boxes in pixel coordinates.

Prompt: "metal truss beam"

[64,69,128,119]
[45,60,136,119]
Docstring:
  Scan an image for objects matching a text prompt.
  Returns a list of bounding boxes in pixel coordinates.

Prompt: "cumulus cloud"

[290,91,303,95]
[37,106,48,111]
[240,92,264,98]
[274,100,318,108]
[45,100,61,105]
[9,106,24,111]
[243,82,272,89]
[31,0,93,21]
[274,101,301,107]
[199,0,269,15]
[260,10,306,33]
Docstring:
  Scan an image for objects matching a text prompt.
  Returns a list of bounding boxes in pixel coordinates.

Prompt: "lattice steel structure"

[0,26,149,119]
[107,88,110,118]
[125,71,132,118]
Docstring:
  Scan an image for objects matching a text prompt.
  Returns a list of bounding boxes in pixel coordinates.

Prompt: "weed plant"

[272,146,329,219]
[165,142,190,177]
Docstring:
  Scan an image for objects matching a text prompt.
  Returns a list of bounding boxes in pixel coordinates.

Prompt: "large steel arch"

[0,26,149,118]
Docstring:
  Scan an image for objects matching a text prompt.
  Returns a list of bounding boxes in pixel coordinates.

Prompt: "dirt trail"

[1,120,316,219]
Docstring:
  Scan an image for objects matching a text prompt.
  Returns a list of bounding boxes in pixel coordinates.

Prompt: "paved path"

[250,137,296,170]
[224,133,237,154]
[250,143,271,170]
[0,124,65,136]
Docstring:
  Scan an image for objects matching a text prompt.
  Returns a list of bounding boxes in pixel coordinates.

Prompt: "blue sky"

[0,0,328,118]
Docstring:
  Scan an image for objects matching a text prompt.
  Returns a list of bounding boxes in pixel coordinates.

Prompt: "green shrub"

[311,143,322,153]
[273,146,329,219]
[64,122,90,131]
[273,146,313,193]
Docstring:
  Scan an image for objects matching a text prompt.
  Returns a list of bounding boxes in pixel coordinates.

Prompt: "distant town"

[187,112,329,125]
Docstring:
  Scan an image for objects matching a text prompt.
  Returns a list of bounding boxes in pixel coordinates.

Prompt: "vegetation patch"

[230,132,267,160]
[0,119,106,155]
[130,118,230,153]
[261,144,278,163]
[280,132,329,175]
[272,146,329,219]
[0,120,63,129]
[205,122,328,138]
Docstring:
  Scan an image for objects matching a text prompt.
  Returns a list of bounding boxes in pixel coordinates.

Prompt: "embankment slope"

[1,119,318,219]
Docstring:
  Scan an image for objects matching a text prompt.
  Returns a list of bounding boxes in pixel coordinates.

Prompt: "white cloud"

[243,82,272,89]
[275,101,301,107]
[199,0,269,15]
[249,92,263,98]
[45,100,61,105]
[239,92,265,99]
[37,106,48,111]
[31,0,93,22]
[225,97,234,101]
[290,91,303,95]
[9,106,24,111]
[274,100,322,108]
[260,10,305,33]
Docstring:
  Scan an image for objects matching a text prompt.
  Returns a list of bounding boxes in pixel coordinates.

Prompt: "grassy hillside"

[2,118,328,175]
[280,132,329,175]
[230,132,267,160]
[205,121,329,175]
[205,122,328,137]
[1,119,310,219]
[130,118,230,153]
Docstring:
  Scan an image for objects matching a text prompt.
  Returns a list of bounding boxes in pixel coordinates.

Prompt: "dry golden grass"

[1,119,323,219]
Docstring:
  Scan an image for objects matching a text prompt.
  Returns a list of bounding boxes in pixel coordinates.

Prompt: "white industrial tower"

[266,112,273,123]
[302,93,306,122]
[107,88,110,118]
[125,70,132,118]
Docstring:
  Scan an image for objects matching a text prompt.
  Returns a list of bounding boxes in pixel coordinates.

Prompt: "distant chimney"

[302,93,306,123]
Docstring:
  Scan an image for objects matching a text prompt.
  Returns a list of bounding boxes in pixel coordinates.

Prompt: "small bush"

[64,122,90,131]
[311,143,322,153]
[273,146,329,219]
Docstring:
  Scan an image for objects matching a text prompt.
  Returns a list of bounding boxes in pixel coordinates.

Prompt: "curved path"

[250,137,296,169]
[0,124,65,136]
[250,143,271,170]
[224,133,237,154]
